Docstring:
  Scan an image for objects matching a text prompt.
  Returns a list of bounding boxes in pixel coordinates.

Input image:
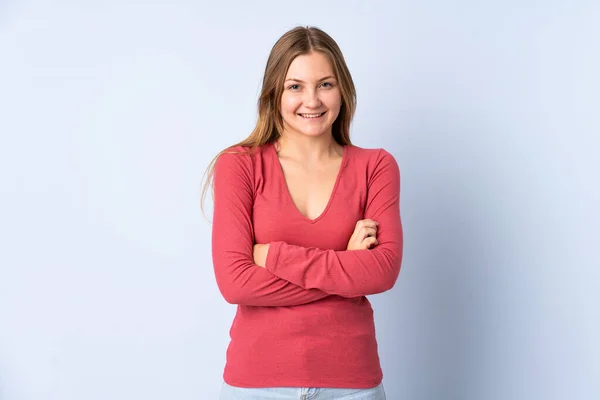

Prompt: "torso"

[224,142,387,387]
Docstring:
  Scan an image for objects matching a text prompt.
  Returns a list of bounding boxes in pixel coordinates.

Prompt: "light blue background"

[1,1,598,399]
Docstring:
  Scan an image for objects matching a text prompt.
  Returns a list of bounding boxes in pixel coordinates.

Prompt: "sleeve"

[264,150,403,298]
[211,150,332,306]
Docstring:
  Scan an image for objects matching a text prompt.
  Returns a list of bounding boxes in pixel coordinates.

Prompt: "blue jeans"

[219,382,386,399]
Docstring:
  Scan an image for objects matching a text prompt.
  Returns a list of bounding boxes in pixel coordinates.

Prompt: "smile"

[298,112,326,119]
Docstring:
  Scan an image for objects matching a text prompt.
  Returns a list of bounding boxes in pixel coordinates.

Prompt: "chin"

[298,128,332,137]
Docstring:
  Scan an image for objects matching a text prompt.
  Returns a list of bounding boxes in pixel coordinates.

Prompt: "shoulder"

[346,145,400,195]
[346,144,399,172]
[213,144,272,185]
[215,144,270,169]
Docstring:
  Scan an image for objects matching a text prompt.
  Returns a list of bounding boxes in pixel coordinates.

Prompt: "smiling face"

[280,51,342,140]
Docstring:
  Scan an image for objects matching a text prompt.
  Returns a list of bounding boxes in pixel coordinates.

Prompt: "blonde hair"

[200,26,357,216]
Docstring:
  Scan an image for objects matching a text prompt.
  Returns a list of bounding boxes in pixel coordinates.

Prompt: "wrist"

[254,243,270,268]
[262,244,270,268]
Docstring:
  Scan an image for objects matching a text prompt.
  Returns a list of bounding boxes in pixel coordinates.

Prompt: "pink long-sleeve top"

[211,142,403,388]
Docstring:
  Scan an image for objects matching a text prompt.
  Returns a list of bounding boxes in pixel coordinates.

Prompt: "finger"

[355,219,379,230]
[363,236,378,249]
[359,227,378,240]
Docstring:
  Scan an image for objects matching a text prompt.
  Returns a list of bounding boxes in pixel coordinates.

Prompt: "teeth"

[300,113,324,118]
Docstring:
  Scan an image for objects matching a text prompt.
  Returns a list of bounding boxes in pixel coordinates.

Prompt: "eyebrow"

[284,75,335,83]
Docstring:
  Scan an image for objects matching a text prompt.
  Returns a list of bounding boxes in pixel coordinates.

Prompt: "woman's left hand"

[253,244,270,268]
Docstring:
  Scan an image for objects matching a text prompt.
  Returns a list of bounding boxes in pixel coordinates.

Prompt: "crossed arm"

[211,150,402,306]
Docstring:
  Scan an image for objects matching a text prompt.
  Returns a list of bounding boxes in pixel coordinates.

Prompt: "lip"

[297,111,327,119]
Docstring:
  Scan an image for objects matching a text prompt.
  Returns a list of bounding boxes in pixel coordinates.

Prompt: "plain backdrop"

[1,1,598,399]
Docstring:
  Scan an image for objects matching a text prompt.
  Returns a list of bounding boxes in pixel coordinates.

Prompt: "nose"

[303,88,321,108]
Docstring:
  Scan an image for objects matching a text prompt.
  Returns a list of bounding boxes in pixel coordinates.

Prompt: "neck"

[276,131,343,164]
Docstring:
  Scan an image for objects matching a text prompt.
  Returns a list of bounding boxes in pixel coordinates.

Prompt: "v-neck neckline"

[270,142,349,224]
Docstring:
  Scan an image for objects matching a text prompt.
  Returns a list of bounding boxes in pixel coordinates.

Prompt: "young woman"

[202,26,403,400]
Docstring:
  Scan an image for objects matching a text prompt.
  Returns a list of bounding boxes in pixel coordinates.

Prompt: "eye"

[288,84,301,91]
[320,81,334,88]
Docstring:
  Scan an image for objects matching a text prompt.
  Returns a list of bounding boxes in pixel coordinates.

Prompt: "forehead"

[285,52,335,79]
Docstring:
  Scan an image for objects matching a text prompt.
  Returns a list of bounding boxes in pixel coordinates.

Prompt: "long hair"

[200,26,357,216]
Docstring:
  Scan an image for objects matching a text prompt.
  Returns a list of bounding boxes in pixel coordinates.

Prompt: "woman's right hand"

[346,219,379,250]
